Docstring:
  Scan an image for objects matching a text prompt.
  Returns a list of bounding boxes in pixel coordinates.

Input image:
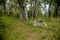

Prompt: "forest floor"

[1,15,60,40]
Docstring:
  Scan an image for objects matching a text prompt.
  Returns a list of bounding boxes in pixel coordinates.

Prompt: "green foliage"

[0,17,8,40]
[41,34,47,39]
[26,19,34,26]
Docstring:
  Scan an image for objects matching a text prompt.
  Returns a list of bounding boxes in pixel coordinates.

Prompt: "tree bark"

[35,0,39,17]
[54,4,59,17]
[33,0,39,18]
[3,1,6,14]
[18,0,28,20]
[18,0,23,19]
[24,0,29,20]
[25,6,29,20]
[48,3,51,18]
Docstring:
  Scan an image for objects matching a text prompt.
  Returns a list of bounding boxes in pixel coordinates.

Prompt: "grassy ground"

[0,15,60,40]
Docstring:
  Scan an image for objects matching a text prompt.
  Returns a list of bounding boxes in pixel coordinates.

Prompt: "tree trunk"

[24,0,29,20]
[33,0,39,18]
[35,0,39,17]
[18,0,28,20]
[18,0,23,19]
[48,3,51,18]
[25,6,29,20]
[54,4,59,17]
[3,2,6,14]
[19,7,23,19]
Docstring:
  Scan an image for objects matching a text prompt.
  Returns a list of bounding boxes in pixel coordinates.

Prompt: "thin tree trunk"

[18,0,23,19]
[3,2,6,14]
[24,0,29,20]
[35,0,39,17]
[25,6,29,20]
[32,6,35,18]
[18,0,28,20]
[33,0,39,18]
[19,7,23,19]
[54,4,59,17]
[48,3,51,18]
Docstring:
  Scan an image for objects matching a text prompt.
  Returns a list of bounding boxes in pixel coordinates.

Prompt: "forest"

[0,0,60,40]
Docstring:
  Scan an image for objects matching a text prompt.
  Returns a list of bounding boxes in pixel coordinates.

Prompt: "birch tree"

[18,0,29,20]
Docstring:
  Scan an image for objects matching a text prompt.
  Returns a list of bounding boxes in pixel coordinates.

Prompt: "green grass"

[0,15,60,40]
